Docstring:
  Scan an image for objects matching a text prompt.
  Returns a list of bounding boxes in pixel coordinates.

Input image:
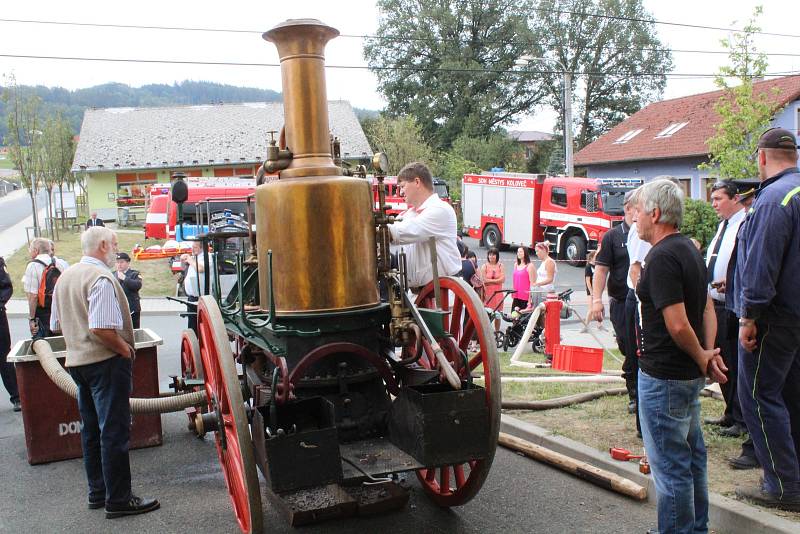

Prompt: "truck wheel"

[482,224,502,249]
[564,235,587,267]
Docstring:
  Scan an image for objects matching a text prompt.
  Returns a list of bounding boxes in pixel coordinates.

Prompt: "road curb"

[500,415,799,533]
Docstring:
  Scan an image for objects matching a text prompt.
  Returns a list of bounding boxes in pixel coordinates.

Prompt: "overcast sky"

[2,0,798,133]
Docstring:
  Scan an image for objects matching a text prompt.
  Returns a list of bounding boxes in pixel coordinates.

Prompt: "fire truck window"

[551,187,568,207]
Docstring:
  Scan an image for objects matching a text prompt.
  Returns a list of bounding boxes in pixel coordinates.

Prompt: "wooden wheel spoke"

[413,277,500,508]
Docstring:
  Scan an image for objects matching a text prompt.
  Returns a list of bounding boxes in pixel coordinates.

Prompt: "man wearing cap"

[115,253,142,329]
[703,181,747,438]
[733,127,800,511]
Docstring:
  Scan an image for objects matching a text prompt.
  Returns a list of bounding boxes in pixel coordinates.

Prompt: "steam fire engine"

[462,173,642,264]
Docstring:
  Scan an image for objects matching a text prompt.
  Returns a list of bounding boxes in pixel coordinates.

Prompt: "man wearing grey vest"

[50,227,159,519]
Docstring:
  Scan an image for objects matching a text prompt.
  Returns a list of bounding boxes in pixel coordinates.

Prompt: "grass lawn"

[504,378,800,523]
[6,228,178,298]
[0,155,17,170]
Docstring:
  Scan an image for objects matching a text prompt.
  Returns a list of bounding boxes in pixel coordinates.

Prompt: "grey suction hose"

[32,340,206,414]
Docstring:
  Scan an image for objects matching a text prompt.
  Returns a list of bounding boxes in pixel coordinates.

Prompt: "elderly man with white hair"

[634,179,726,534]
[49,227,159,519]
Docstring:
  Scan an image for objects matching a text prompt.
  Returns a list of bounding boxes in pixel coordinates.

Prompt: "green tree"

[40,113,75,233]
[530,0,672,148]
[699,7,776,180]
[431,152,481,203]
[364,0,544,148]
[682,198,719,248]
[3,74,43,236]
[450,133,526,172]
[364,115,435,174]
[526,139,557,174]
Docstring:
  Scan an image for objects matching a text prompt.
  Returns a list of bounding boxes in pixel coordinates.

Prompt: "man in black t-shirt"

[591,191,635,409]
[634,179,726,534]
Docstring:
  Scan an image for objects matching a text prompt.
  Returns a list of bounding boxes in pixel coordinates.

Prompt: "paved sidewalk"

[5,296,185,317]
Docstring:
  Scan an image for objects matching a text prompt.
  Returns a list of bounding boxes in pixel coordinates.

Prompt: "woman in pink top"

[479,247,505,332]
[512,246,535,311]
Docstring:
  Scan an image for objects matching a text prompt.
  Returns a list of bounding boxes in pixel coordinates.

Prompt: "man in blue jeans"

[634,179,727,533]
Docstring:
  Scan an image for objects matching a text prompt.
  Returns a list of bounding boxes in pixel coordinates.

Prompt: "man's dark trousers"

[69,356,133,505]
[738,323,800,497]
[714,301,743,425]
[622,289,639,401]
[0,307,18,403]
[609,295,632,396]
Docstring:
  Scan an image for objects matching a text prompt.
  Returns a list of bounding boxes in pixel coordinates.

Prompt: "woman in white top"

[531,241,557,304]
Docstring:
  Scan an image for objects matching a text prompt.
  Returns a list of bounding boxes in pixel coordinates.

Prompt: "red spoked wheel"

[414,276,501,507]
[180,328,204,382]
[180,329,206,428]
[197,296,263,534]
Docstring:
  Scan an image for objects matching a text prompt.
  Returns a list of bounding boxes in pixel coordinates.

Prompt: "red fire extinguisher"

[543,292,562,359]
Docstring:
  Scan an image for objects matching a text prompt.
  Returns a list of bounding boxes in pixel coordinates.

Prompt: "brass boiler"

[258,19,378,314]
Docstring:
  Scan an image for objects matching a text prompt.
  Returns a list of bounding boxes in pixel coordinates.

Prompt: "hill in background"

[0,80,286,141]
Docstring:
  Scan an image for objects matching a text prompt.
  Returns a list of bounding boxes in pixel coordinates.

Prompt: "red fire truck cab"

[462,173,642,265]
[368,176,451,215]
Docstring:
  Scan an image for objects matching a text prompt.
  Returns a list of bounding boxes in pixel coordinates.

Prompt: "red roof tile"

[574,75,800,166]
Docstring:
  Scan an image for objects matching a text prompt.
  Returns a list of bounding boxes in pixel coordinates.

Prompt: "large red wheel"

[180,329,206,428]
[197,296,263,534]
[414,277,501,506]
[180,329,204,382]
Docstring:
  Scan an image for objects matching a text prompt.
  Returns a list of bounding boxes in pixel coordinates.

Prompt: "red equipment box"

[8,329,164,465]
[551,344,603,374]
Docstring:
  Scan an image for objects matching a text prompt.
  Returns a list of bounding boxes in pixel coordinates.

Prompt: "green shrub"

[682,198,720,249]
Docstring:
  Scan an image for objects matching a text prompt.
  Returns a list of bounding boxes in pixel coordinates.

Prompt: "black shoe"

[717,423,747,438]
[627,401,637,414]
[105,496,160,519]
[728,454,759,470]
[12,401,21,412]
[704,415,733,427]
[88,499,105,510]
[735,485,800,512]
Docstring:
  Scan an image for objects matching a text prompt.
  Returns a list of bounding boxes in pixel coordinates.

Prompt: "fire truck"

[144,178,257,240]
[461,173,642,265]
[369,176,451,215]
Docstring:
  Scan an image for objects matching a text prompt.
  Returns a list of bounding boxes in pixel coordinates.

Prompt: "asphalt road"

[0,189,48,233]
[0,313,655,533]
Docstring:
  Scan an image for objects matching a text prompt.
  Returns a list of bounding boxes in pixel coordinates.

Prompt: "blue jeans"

[638,369,708,534]
[69,356,133,505]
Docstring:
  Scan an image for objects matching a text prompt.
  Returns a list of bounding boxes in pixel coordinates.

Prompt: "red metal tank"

[543,293,562,358]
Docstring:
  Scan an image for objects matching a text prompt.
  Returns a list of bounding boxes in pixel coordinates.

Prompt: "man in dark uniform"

[115,253,142,329]
[734,128,800,511]
[591,190,634,411]
[86,211,105,229]
[723,179,761,471]
[0,256,19,412]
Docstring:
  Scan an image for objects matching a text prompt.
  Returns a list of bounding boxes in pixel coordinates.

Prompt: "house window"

[551,186,568,207]
[613,129,644,144]
[655,122,689,138]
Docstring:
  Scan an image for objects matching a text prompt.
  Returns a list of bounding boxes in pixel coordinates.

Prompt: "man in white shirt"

[181,240,215,333]
[704,180,747,437]
[22,238,58,338]
[50,240,70,272]
[388,162,461,289]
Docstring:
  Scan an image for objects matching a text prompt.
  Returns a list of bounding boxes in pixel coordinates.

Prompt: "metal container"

[256,19,378,314]
[252,396,342,493]
[388,382,491,466]
[8,329,164,465]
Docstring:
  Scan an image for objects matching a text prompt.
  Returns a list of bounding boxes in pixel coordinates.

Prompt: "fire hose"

[32,340,206,414]
[501,387,627,410]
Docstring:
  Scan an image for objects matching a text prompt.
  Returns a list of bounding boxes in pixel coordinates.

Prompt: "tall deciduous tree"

[699,7,776,180]
[364,0,545,149]
[40,113,75,233]
[3,74,43,236]
[529,0,672,148]
[364,115,435,174]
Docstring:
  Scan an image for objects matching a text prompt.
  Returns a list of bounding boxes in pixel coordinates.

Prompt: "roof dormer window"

[655,122,688,138]
[613,129,644,144]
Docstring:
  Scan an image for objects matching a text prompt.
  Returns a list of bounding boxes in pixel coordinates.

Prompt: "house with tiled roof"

[508,130,554,159]
[574,75,800,199]
[72,101,372,221]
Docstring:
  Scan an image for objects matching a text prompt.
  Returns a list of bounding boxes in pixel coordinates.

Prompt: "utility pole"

[517,56,574,176]
[563,71,574,177]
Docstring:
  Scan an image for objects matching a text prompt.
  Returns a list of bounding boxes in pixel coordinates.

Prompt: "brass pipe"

[263,19,341,179]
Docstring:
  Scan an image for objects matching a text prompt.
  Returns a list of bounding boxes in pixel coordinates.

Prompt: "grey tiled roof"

[71,101,373,172]
[508,130,554,143]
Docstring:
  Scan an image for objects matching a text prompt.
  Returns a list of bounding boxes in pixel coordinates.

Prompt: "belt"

[712,299,726,307]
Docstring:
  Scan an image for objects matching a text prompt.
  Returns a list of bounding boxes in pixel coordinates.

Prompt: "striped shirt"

[50,256,124,332]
